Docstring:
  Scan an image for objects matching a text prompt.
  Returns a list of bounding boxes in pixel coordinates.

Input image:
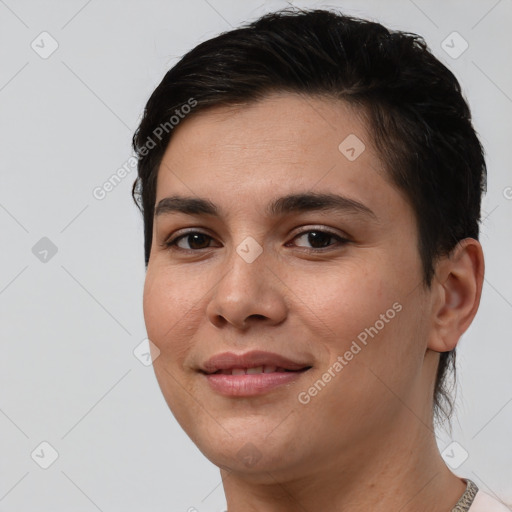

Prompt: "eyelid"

[290,224,349,240]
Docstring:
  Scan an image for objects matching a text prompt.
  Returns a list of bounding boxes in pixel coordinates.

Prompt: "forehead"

[154,92,407,222]
[161,93,376,169]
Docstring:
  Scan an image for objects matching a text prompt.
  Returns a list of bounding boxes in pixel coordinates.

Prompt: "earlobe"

[427,238,485,353]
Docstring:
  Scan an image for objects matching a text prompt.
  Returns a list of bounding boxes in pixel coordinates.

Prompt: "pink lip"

[200,350,312,397]
[205,371,307,396]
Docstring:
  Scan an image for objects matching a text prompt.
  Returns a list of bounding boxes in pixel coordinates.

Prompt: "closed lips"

[201,350,313,396]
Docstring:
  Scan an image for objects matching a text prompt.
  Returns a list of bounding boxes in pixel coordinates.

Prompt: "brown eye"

[292,229,349,250]
[165,232,216,251]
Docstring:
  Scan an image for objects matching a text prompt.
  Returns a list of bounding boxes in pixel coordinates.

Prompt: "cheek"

[142,267,197,362]
[142,268,206,427]
[287,261,397,351]
[291,259,424,393]
[294,268,426,436]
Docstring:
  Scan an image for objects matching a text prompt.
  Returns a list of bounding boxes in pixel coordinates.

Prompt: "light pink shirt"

[469,490,511,511]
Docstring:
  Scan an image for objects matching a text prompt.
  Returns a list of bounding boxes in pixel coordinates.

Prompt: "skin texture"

[143,92,484,511]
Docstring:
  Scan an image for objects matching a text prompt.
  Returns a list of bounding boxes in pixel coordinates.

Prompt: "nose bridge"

[214,209,268,287]
[207,233,287,328]
[222,234,266,297]
[235,234,265,266]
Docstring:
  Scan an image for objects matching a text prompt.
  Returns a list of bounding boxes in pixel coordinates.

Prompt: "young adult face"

[142,92,466,480]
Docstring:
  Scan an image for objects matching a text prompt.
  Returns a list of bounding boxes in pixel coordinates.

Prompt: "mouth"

[207,365,311,376]
[199,350,312,396]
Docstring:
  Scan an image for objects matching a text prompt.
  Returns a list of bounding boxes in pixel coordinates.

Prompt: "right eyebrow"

[155,196,219,217]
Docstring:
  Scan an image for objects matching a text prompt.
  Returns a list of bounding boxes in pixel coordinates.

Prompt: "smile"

[212,365,304,375]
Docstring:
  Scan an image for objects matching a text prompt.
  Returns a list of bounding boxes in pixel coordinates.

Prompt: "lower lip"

[204,371,308,396]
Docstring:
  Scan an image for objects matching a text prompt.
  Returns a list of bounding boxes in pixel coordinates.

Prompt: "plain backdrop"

[1,1,511,510]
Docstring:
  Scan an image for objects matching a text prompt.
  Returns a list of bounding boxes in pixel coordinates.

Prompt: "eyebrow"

[154,192,377,220]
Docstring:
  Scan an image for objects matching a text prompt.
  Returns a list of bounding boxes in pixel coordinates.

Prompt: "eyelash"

[161,228,350,253]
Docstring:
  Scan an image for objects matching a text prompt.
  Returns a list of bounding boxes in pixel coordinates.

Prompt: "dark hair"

[131,7,486,422]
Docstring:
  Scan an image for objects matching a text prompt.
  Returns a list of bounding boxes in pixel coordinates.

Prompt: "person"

[131,7,508,511]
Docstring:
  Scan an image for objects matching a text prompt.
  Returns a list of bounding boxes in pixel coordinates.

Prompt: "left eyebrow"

[266,192,377,219]
[154,192,377,220]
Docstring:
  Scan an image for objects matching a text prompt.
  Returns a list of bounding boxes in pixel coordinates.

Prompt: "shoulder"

[469,490,511,511]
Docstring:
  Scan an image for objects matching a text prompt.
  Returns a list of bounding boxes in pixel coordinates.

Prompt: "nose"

[205,241,288,330]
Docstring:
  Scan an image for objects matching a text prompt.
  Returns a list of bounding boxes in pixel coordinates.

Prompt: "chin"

[188,423,303,475]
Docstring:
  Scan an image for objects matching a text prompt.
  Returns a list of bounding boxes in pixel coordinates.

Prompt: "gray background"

[1,0,511,510]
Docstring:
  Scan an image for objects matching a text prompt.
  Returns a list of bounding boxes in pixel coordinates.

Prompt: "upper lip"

[200,350,312,374]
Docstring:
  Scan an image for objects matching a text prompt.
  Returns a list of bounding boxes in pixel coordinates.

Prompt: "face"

[143,92,434,479]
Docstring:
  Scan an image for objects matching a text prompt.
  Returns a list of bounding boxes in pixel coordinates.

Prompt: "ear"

[427,238,485,353]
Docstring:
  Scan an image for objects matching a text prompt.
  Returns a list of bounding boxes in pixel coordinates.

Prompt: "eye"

[289,229,350,250]
[161,227,350,253]
[163,231,217,251]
